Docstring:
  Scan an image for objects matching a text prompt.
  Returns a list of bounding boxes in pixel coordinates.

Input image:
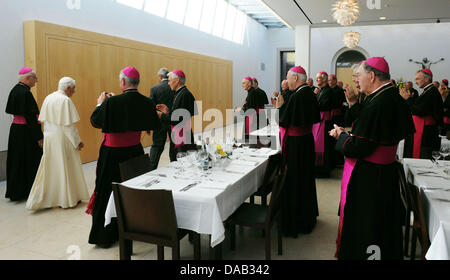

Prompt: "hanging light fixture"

[332,0,360,26]
[343,31,360,48]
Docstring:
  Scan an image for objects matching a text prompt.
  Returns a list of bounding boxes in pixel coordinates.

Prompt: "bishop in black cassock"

[401,69,443,159]
[165,69,197,161]
[5,67,42,201]
[313,72,337,178]
[330,57,414,260]
[87,67,161,248]
[252,78,269,128]
[277,66,320,237]
[238,77,259,141]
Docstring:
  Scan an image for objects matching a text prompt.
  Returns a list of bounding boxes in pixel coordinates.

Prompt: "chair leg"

[119,238,131,260]
[404,210,411,257]
[265,227,271,260]
[410,230,417,261]
[193,233,201,260]
[250,195,255,204]
[229,224,236,251]
[172,244,180,260]
[277,218,283,256]
[127,240,133,256]
[262,195,267,206]
[157,245,164,260]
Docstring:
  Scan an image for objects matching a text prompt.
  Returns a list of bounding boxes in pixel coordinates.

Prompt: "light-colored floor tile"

[0,130,348,260]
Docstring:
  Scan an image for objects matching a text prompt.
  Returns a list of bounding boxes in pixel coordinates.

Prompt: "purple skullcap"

[365,57,390,74]
[289,66,306,75]
[19,67,33,75]
[122,67,140,79]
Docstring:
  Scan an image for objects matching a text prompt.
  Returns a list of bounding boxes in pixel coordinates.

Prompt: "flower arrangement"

[216,145,229,159]
[397,77,405,89]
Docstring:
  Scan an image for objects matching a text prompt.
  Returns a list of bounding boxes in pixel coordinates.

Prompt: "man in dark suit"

[149,68,174,170]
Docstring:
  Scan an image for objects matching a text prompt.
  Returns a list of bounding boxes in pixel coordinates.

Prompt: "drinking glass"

[432,151,441,167]
[176,152,187,174]
[440,146,449,160]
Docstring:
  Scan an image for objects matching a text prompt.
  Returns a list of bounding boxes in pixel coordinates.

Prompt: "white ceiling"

[263,0,450,28]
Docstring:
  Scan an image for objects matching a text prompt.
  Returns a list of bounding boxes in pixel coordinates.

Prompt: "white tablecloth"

[402,158,450,260]
[250,124,280,150]
[398,136,450,160]
[104,147,279,247]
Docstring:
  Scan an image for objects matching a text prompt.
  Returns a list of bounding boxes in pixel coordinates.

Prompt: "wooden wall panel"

[24,20,233,163]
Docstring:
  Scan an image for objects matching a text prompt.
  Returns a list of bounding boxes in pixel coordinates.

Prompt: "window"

[222,4,236,41]
[166,0,188,24]
[212,0,227,37]
[232,10,246,44]
[199,0,217,34]
[280,51,295,87]
[184,0,204,29]
[117,0,145,9]
[115,0,246,45]
[144,0,169,17]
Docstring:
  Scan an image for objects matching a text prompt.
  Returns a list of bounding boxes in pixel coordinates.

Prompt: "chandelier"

[343,31,360,48]
[332,0,360,26]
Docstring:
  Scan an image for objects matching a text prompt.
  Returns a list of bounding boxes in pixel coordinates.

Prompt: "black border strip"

[293,0,313,25]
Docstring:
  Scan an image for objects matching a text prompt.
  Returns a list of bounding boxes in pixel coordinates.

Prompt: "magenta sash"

[255,106,264,114]
[444,116,450,125]
[412,115,436,159]
[335,144,398,258]
[280,126,313,153]
[245,114,254,135]
[312,111,332,165]
[171,119,192,148]
[103,131,141,148]
[13,114,40,125]
[331,108,342,118]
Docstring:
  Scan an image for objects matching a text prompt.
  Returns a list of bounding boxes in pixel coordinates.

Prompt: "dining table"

[104,146,280,258]
[402,158,450,260]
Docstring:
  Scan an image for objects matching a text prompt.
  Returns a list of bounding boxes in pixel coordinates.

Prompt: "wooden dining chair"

[407,183,430,260]
[249,153,282,206]
[112,184,201,260]
[395,161,412,257]
[119,153,152,182]
[225,167,287,260]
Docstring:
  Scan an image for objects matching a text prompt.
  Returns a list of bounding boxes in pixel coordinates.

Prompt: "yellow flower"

[216,145,222,150]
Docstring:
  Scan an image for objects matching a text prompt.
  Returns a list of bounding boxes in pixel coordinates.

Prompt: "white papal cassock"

[26,90,89,210]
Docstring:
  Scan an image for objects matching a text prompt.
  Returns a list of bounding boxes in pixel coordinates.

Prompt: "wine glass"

[439,146,449,161]
[176,152,187,174]
[432,151,441,167]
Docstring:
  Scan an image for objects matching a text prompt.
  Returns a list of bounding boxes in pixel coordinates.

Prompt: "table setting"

[402,158,450,259]
[104,143,279,248]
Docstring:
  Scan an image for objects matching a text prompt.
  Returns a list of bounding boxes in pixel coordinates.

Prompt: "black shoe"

[96,243,112,249]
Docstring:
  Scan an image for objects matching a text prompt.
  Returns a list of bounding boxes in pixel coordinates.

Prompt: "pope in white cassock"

[26,77,89,210]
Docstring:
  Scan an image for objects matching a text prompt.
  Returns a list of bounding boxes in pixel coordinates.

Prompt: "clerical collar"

[294,84,308,93]
[370,82,391,95]
[18,82,30,89]
[423,83,433,91]
[176,86,186,94]
[123,88,138,93]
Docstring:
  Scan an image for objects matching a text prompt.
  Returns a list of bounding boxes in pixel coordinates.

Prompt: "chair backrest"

[119,153,152,182]
[112,184,179,245]
[407,183,430,255]
[258,153,282,192]
[265,167,287,226]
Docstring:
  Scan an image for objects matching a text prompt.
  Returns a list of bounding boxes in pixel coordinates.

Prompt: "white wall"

[0,0,270,151]
[264,28,295,95]
[310,23,450,85]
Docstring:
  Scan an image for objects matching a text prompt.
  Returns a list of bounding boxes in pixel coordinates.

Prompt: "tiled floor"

[0,141,344,260]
